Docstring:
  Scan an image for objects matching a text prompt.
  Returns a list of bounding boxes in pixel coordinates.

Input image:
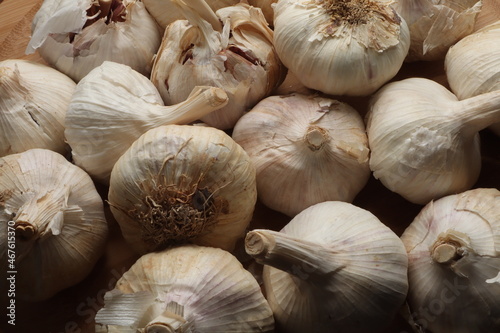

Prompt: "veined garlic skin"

[401,188,500,333]
[232,93,370,217]
[108,124,257,254]
[245,201,408,333]
[272,0,410,96]
[0,149,108,302]
[0,59,75,157]
[95,245,274,332]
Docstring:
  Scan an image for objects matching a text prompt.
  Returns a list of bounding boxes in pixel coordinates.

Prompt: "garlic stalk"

[150,0,285,130]
[95,245,274,332]
[366,77,500,205]
[245,201,409,333]
[400,188,500,333]
[108,124,257,254]
[272,0,410,96]
[0,59,75,157]
[64,61,228,184]
[232,93,370,217]
[26,0,162,82]
[0,149,108,302]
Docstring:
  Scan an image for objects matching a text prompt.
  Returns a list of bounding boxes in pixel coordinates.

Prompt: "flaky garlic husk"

[150,0,285,130]
[400,188,500,333]
[26,0,162,82]
[95,245,274,332]
[366,77,500,205]
[65,61,228,184]
[0,59,75,157]
[0,149,108,302]
[232,93,370,217]
[108,124,257,254]
[272,0,410,96]
[248,0,277,27]
[245,201,409,333]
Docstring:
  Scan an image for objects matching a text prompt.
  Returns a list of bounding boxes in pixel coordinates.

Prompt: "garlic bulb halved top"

[366,77,500,205]
[401,188,500,333]
[0,59,75,157]
[26,0,162,82]
[232,93,370,217]
[272,0,410,96]
[245,201,409,333]
[0,149,108,302]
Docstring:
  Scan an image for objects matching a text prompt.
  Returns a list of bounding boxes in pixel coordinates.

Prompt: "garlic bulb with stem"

[150,0,285,130]
[64,61,228,185]
[400,188,500,333]
[245,201,409,333]
[0,148,108,302]
[95,244,274,332]
[108,124,257,254]
[272,0,410,96]
[232,93,370,217]
[0,59,75,157]
[26,0,162,82]
[366,77,500,205]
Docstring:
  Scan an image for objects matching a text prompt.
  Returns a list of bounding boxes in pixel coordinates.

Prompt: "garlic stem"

[305,125,329,151]
[431,243,460,264]
[145,303,190,333]
[457,90,500,137]
[172,0,222,32]
[14,221,37,240]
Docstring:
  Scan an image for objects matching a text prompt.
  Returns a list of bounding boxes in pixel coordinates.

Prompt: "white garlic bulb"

[245,201,409,333]
[65,61,228,184]
[95,245,274,332]
[26,0,162,82]
[0,149,108,302]
[232,93,370,217]
[108,124,257,254]
[0,59,75,157]
[272,0,410,96]
[400,188,500,333]
[150,0,285,130]
[366,77,500,205]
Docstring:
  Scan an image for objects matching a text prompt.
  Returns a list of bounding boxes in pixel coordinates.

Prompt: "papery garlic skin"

[0,59,75,157]
[248,0,277,26]
[0,149,108,302]
[401,188,500,333]
[232,93,370,217]
[108,124,257,254]
[272,0,410,96]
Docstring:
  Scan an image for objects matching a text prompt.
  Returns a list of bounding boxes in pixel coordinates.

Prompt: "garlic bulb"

[95,245,274,332]
[232,93,370,217]
[272,0,410,96]
[400,188,500,333]
[26,0,162,82]
[245,201,409,333]
[366,77,500,205]
[0,59,75,157]
[65,61,228,184]
[108,124,257,254]
[0,149,108,302]
[150,0,285,130]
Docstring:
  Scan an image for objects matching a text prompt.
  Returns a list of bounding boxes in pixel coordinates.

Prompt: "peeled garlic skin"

[400,188,500,333]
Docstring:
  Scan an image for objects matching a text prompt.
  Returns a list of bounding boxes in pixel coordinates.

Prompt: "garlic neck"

[456,90,500,138]
[0,65,29,99]
[305,125,329,151]
[85,0,127,27]
[144,302,192,333]
[431,229,470,265]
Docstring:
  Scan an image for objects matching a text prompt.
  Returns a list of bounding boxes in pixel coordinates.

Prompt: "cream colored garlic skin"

[245,201,409,333]
[0,59,75,157]
[272,0,410,96]
[401,188,500,333]
[0,149,108,302]
[232,93,370,217]
[108,124,257,254]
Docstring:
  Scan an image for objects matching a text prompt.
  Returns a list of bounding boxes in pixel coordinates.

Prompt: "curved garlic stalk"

[0,59,75,157]
[400,188,500,333]
[64,61,228,184]
[0,149,108,302]
[232,93,370,217]
[26,0,162,82]
[108,124,257,254]
[245,201,409,333]
[366,77,500,205]
[95,245,274,332]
